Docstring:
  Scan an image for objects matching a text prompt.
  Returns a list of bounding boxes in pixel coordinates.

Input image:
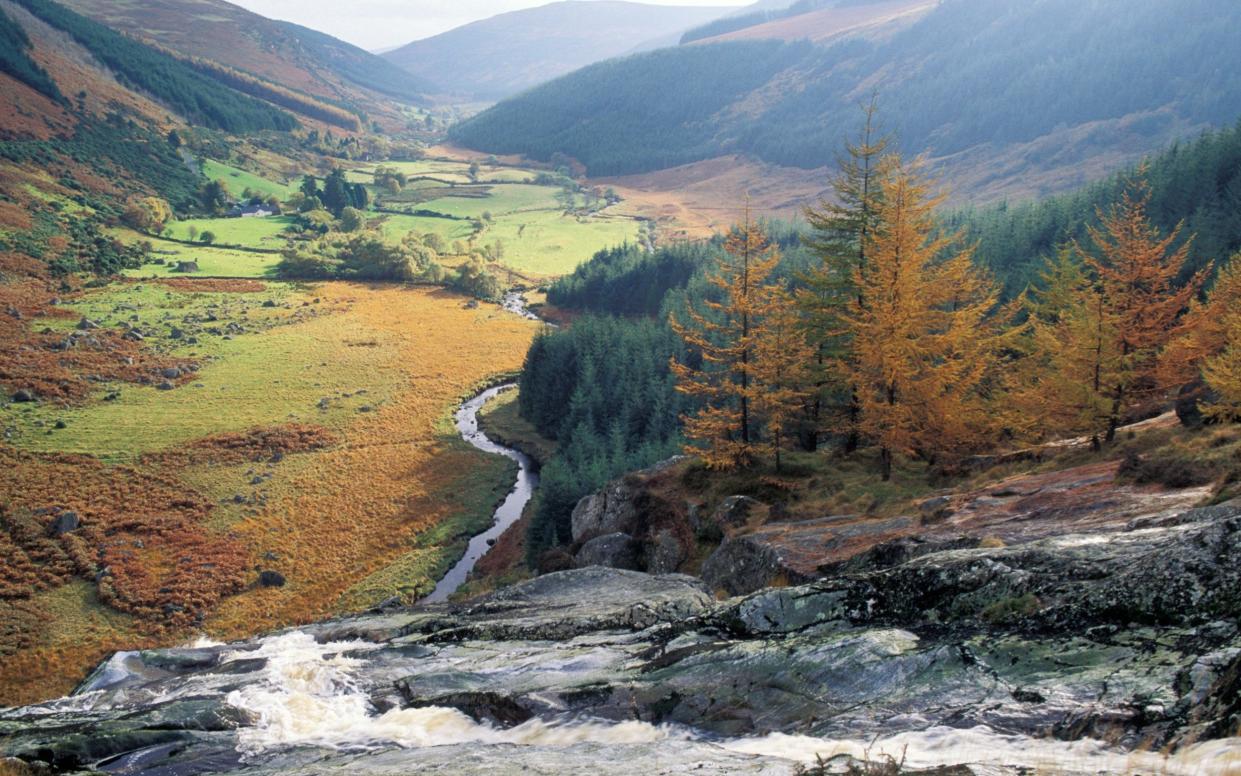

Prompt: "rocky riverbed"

[3,497,1240,774]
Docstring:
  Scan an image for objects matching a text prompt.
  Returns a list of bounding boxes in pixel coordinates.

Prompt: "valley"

[2,0,1241,773]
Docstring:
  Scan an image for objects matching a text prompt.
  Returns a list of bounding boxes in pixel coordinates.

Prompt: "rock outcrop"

[3,502,1240,775]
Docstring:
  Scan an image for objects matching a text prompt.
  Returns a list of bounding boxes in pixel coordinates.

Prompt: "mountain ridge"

[384,0,733,99]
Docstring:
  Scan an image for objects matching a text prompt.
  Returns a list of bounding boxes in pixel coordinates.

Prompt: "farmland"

[141,156,644,279]
[0,279,538,703]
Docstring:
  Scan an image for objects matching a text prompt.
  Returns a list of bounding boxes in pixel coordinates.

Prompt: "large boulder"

[702,514,917,596]
[575,532,641,570]
[644,528,687,574]
[1176,377,1222,428]
[47,510,80,535]
[570,480,639,543]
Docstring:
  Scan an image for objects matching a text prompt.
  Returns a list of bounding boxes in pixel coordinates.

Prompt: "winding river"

[422,292,546,602]
[421,386,539,603]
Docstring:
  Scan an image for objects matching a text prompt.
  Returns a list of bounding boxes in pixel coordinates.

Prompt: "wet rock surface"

[2,503,1240,775]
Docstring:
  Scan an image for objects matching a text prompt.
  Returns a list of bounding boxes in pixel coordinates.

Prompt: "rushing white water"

[221,631,1241,775]
[723,727,1241,775]
[223,632,679,755]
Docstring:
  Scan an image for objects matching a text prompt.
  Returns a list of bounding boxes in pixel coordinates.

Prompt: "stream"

[421,385,539,604]
[421,292,544,603]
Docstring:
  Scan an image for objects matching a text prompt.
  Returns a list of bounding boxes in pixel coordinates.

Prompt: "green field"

[417,183,561,218]
[486,211,639,276]
[141,158,643,279]
[1,283,389,460]
[378,212,474,244]
[202,160,296,199]
[163,215,296,249]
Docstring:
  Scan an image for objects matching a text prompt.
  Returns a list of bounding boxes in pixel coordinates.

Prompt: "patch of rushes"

[3,281,360,460]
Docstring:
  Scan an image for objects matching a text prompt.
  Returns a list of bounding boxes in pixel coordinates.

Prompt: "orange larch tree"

[799,97,893,451]
[753,284,814,472]
[1079,177,1204,441]
[1021,248,1125,447]
[670,217,781,470]
[843,158,1003,480]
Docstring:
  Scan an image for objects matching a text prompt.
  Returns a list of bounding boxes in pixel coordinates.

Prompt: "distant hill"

[58,0,434,110]
[683,0,934,44]
[450,0,1241,203]
[384,1,732,99]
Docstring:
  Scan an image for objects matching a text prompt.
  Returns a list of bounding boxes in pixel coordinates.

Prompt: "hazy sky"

[231,0,749,51]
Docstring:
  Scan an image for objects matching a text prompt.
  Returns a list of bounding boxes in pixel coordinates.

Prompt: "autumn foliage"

[674,129,1239,477]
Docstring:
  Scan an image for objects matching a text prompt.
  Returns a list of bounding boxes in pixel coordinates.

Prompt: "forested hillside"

[10,0,298,133]
[384,0,730,99]
[452,0,1241,179]
[59,0,433,113]
[956,120,1241,297]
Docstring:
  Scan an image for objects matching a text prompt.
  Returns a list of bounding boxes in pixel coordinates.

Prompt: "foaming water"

[224,631,678,754]
[723,726,1241,775]
[221,631,1240,772]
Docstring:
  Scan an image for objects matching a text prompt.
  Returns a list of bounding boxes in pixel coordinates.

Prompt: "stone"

[158,380,175,391]
[644,528,687,574]
[919,495,954,524]
[258,570,286,588]
[11,389,35,403]
[4,508,1241,775]
[173,261,199,273]
[161,367,182,379]
[711,495,763,533]
[570,480,639,543]
[169,326,184,340]
[575,532,641,570]
[76,317,99,330]
[262,300,277,308]
[48,511,80,535]
[1176,377,1222,429]
[122,329,144,342]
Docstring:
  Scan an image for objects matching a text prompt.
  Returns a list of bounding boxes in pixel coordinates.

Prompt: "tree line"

[951,118,1241,299]
[672,109,1241,480]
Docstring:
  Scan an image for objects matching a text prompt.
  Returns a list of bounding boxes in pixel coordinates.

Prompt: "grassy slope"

[0,281,538,703]
[201,160,296,200]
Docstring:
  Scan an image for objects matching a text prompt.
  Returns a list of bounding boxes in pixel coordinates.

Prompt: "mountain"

[450,0,1241,203]
[57,0,434,111]
[384,1,732,100]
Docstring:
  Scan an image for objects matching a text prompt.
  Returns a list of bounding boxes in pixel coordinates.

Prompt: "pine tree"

[843,159,1002,480]
[1079,176,1203,441]
[799,97,893,451]
[670,217,780,470]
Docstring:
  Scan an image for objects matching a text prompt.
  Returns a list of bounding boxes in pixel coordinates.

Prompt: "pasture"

[202,159,296,199]
[162,215,297,249]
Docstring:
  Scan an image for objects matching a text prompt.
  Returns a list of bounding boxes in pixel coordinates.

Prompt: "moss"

[981,593,1043,625]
